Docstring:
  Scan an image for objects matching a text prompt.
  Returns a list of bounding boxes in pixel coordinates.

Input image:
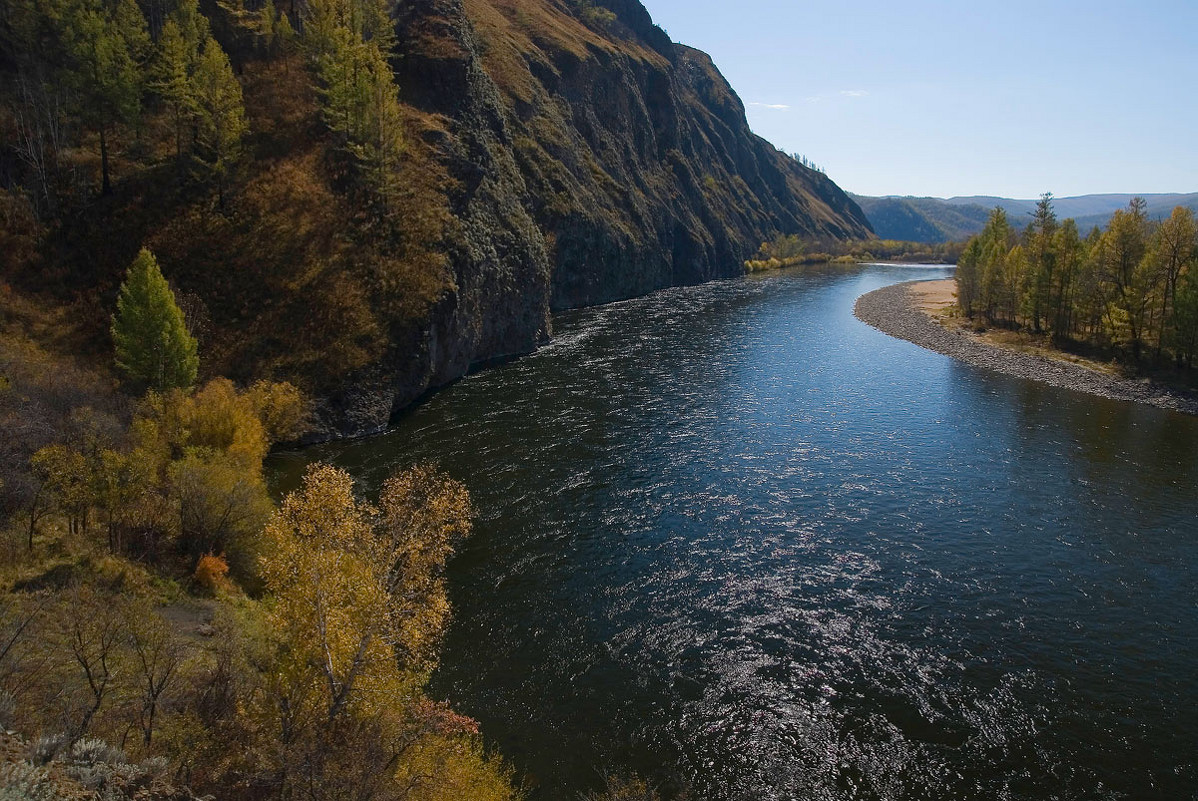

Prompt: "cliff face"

[310,0,869,437]
[395,0,870,312]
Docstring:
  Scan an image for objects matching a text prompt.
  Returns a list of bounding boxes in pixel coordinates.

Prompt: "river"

[268,263,1198,800]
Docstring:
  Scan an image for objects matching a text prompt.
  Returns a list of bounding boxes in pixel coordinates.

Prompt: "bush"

[193,553,230,594]
[0,763,57,801]
[29,733,68,765]
[67,737,127,767]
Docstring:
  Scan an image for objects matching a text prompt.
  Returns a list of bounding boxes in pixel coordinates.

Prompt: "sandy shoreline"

[854,279,1198,415]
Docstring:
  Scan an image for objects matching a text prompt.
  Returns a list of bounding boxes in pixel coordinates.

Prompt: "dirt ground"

[909,279,1122,376]
[908,279,958,317]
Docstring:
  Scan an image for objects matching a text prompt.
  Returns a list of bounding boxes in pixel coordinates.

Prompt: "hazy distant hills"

[851,193,1198,243]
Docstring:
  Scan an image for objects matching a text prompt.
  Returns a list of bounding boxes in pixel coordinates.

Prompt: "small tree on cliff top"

[111,248,199,390]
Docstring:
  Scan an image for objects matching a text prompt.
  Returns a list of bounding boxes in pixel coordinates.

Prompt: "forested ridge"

[0,0,870,440]
[956,195,1198,374]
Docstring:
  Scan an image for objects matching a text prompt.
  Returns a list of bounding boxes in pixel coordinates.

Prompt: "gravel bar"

[854,280,1198,416]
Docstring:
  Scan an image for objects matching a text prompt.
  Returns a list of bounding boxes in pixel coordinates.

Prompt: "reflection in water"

[268,265,1198,800]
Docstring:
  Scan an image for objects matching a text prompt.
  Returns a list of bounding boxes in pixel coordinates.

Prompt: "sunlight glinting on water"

[269,264,1198,800]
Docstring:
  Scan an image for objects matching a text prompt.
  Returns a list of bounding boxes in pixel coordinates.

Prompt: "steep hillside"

[393,0,871,310]
[850,195,990,243]
[0,0,871,440]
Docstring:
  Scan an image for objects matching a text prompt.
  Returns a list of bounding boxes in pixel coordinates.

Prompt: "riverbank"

[854,279,1198,415]
[745,254,955,273]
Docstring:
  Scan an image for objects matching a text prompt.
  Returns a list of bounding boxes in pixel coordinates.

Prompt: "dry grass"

[465,0,667,104]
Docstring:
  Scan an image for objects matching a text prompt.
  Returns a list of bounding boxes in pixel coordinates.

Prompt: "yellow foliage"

[378,463,472,670]
[396,734,520,801]
[260,461,519,799]
[261,463,398,725]
[176,377,271,467]
[246,379,309,443]
[193,553,230,593]
[137,377,307,470]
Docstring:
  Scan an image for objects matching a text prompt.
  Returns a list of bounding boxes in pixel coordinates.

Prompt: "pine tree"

[955,236,982,317]
[1097,200,1153,360]
[153,19,191,166]
[111,248,199,390]
[258,0,278,52]
[171,0,212,72]
[1152,206,1197,359]
[63,0,146,195]
[1026,192,1058,333]
[351,41,403,203]
[113,0,151,65]
[1051,218,1083,338]
[306,0,404,205]
[190,37,247,206]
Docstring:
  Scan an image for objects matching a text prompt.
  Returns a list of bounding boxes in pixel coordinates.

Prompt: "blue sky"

[638,0,1198,199]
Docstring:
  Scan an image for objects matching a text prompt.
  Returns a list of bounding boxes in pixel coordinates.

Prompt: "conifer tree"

[171,0,212,71]
[356,42,404,202]
[1097,200,1152,360]
[63,0,146,194]
[190,37,247,206]
[1152,206,1197,358]
[111,248,199,390]
[306,0,403,205]
[154,19,191,165]
[258,0,279,52]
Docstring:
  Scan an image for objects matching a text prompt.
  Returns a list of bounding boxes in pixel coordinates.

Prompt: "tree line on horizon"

[956,195,1198,369]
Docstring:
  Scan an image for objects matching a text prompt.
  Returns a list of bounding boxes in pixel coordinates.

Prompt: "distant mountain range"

[851,193,1198,243]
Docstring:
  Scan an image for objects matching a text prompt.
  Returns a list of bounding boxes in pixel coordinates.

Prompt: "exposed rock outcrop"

[310,0,871,438]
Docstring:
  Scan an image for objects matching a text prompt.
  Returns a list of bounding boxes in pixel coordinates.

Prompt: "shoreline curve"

[854,280,1198,416]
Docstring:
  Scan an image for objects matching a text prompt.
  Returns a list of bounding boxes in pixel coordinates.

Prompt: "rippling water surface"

[269,265,1198,800]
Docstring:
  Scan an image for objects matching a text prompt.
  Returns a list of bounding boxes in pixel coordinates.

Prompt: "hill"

[0,0,871,440]
[854,192,1198,243]
[849,195,991,242]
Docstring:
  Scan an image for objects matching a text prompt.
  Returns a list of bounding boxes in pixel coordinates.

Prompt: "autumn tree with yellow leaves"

[260,461,518,801]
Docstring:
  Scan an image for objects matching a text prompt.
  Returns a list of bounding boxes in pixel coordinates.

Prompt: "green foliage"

[111,249,199,391]
[851,195,993,244]
[955,197,1198,370]
[153,19,193,163]
[256,0,296,54]
[569,0,617,29]
[146,0,245,198]
[190,38,248,204]
[746,234,964,272]
[305,0,405,206]
[59,0,149,194]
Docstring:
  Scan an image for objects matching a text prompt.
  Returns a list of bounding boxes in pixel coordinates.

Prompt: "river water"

[268,264,1198,800]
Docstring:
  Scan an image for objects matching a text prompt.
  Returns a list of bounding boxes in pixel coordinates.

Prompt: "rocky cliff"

[316,0,871,437]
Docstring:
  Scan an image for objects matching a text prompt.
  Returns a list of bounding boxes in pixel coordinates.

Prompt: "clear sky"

[637,0,1198,199]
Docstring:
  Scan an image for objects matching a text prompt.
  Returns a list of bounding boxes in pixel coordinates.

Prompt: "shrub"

[29,733,68,765]
[0,763,57,801]
[193,553,230,594]
[67,737,127,767]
